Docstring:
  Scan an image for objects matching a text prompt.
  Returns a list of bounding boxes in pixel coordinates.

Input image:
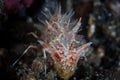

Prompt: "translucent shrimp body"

[39,6,92,80]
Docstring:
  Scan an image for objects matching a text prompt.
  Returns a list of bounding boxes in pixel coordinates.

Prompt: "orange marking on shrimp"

[59,47,63,51]
[69,46,74,50]
[67,61,71,65]
[71,58,76,63]
[71,52,75,56]
[61,56,65,62]
[68,57,71,62]
[54,52,60,60]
